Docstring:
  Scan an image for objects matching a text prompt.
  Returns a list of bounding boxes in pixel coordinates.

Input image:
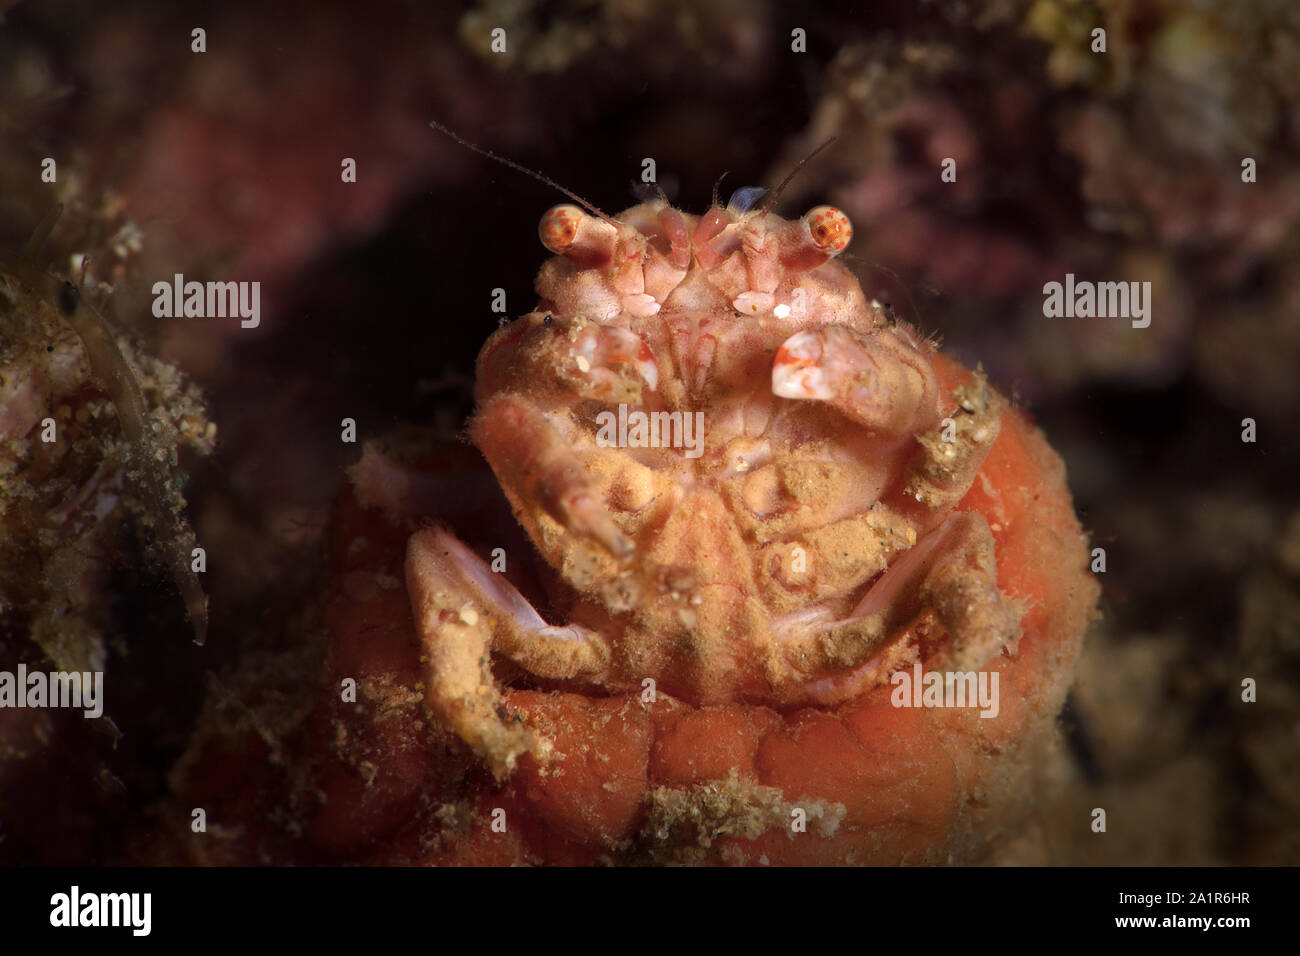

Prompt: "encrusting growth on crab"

[904,370,1003,513]
[405,193,1028,776]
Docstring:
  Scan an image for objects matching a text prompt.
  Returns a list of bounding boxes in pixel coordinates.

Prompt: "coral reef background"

[0,0,1296,864]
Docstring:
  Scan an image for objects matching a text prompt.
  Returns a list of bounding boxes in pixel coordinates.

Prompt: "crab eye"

[539,204,585,254]
[803,205,852,254]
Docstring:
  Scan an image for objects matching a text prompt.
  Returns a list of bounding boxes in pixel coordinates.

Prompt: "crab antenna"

[759,136,838,216]
[711,171,729,209]
[429,120,618,224]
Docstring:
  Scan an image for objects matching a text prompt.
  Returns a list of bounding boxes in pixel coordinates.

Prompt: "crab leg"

[472,394,634,560]
[406,527,614,777]
[770,511,1020,696]
[904,371,1003,512]
[904,512,1023,672]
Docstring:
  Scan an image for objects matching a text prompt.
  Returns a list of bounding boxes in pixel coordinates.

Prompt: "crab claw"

[772,328,836,400]
[772,325,941,435]
[570,325,659,393]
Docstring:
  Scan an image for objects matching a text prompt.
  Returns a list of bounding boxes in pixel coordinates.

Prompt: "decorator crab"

[405,181,1024,778]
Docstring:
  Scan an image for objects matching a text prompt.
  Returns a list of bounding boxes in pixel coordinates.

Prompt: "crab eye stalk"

[803,206,852,255]
[539,204,585,254]
[538,203,618,268]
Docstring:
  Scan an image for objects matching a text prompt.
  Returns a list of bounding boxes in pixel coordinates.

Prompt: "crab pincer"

[772,324,943,436]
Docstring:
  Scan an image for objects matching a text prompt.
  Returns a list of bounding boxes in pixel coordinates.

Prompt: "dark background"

[0,0,1296,864]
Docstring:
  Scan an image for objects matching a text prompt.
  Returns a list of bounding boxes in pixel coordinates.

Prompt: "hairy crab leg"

[406,527,614,777]
[769,511,1021,699]
[907,512,1024,671]
[903,370,1004,513]
[472,394,634,561]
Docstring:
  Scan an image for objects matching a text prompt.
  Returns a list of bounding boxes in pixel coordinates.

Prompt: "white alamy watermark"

[1042,273,1151,328]
[595,404,705,459]
[152,273,261,328]
[0,665,103,718]
[890,661,999,718]
[50,886,151,936]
